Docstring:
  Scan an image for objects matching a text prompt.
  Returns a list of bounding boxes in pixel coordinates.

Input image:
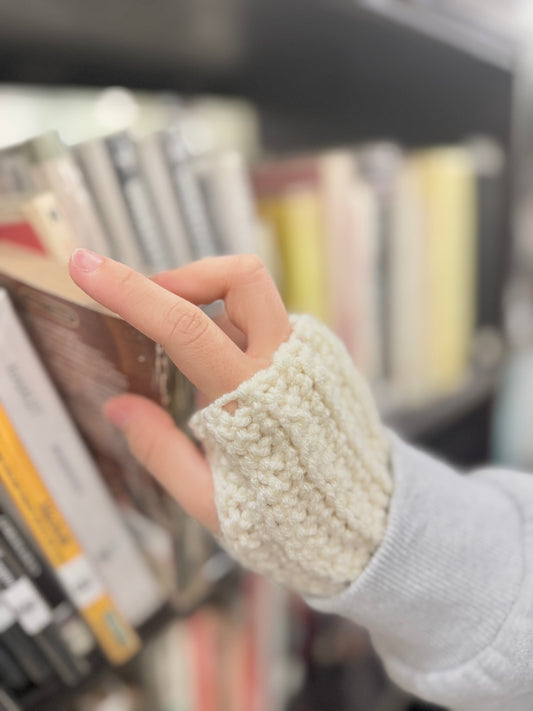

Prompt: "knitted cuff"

[189,315,393,597]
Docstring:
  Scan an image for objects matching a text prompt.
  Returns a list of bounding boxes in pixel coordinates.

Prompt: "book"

[0,192,75,263]
[73,137,146,269]
[136,131,195,267]
[161,124,221,259]
[341,174,381,381]
[105,131,173,271]
[0,196,48,255]
[0,504,97,668]
[69,673,144,711]
[0,642,29,693]
[357,142,405,383]
[193,150,259,256]
[0,285,165,628]
[141,618,195,711]
[465,136,506,330]
[0,534,87,686]
[0,400,141,666]
[253,163,329,323]
[387,156,429,402]
[413,146,478,395]
[0,599,53,686]
[0,132,110,257]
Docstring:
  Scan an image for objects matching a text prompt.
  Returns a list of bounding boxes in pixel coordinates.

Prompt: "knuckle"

[116,268,138,294]
[163,302,209,348]
[234,254,267,284]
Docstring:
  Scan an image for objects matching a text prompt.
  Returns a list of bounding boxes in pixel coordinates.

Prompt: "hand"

[69,249,291,534]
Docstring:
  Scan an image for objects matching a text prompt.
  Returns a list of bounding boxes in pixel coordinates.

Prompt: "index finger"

[68,249,256,401]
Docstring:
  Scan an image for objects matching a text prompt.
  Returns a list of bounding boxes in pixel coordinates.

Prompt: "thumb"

[104,394,219,534]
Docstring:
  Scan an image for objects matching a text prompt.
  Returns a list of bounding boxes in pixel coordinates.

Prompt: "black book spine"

[0,642,29,693]
[0,539,85,686]
[0,511,97,671]
[0,601,52,687]
[106,132,172,270]
[162,127,220,259]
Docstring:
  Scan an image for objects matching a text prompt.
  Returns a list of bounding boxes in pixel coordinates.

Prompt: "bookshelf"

[383,364,502,465]
[21,604,176,711]
[0,0,514,146]
[23,564,241,711]
[0,3,519,710]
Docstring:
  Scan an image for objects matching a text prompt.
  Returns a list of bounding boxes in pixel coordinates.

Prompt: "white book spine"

[0,291,164,626]
[30,155,112,258]
[137,133,194,267]
[73,141,145,270]
[207,151,258,255]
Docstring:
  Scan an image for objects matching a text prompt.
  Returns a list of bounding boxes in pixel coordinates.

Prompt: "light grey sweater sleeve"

[306,433,533,711]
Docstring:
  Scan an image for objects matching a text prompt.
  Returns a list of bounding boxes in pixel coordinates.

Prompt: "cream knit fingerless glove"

[190,315,393,597]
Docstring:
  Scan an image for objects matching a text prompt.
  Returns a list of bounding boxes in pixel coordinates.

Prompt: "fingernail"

[71,248,104,272]
[104,401,130,429]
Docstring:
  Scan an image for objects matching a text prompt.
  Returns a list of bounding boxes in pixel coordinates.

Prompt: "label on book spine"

[2,578,52,635]
[56,556,105,609]
[0,405,140,664]
[0,600,16,632]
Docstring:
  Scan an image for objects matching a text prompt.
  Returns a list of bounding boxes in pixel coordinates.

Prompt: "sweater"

[190,314,533,710]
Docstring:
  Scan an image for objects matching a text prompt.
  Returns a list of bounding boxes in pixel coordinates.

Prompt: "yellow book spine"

[260,188,328,322]
[0,405,140,665]
[416,148,477,394]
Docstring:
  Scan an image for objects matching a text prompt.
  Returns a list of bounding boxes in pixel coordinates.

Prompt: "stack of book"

[0,126,262,270]
[252,137,506,407]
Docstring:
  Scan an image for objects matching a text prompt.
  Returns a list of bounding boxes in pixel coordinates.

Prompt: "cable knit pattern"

[189,315,393,596]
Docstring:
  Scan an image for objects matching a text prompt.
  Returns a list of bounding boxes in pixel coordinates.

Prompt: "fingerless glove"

[190,315,393,597]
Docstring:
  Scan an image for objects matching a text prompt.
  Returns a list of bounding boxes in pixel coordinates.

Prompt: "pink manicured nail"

[71,248,104,272]
[104,401,130,429]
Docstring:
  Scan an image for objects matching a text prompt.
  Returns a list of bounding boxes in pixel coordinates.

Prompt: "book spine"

[194,164,228,255]
[73,140,145,269]
[26,132,112,257]
[0,601,52,686]
[0,536,86,686]
[0,406,141,666]
[0,508,97,665]
[260,186,329,323]
[161,127,220,259]
[0,291,164,628]
[0,219,46,255]
[105,133,173,271]
[0,641,30,693]
[0,687,23,711]
[195,151,258,256]
[136,133,194,267]
[357,144,404,383]
[20,192,76,264]
[0,152,33,193]
[0,132,110,257]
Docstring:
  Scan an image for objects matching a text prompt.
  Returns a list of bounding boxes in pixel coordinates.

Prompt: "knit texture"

[190,314,393,596]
